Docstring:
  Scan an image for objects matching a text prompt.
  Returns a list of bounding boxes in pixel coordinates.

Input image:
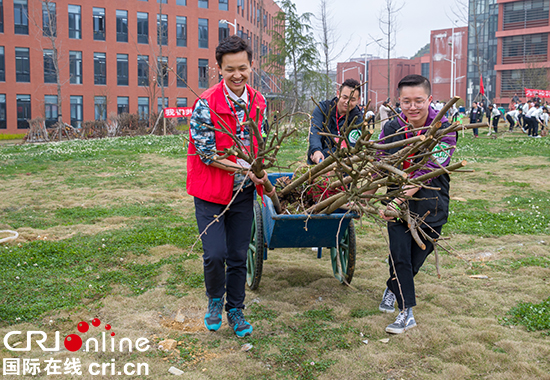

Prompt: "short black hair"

[340,78,361,95]
[216,35,253,67]
[397,74,431,96]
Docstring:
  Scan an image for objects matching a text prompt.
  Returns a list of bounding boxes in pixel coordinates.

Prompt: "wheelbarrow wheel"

[246,200,264,290]
[330,221,356,284]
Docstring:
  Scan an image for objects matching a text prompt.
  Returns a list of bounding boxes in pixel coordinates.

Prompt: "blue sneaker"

[227,308,253,338]
[204,297,224,331]
[385,307,416,334]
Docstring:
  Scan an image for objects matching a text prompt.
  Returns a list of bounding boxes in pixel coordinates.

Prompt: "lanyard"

[335,108,344,135]
[403,121,422,170]
[222,83,250,142]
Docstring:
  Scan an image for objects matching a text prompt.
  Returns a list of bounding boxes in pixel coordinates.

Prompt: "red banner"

[163,107,193,118]
[524,88,550,98]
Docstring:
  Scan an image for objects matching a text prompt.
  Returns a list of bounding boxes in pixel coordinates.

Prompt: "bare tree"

[315,0,349,99]
[31,0,68,140]
[374,0,403,99]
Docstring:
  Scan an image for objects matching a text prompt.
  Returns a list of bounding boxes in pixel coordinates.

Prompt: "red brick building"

[494,0,550,106]
[430,26,468,105]
[0,0,282,134]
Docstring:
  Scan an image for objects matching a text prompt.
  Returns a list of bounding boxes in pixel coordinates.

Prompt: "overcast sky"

[292,0,467,64]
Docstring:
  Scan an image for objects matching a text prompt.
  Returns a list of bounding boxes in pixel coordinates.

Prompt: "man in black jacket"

[307,79,363,164]
[377,74,456,334]
[469,102,482,137]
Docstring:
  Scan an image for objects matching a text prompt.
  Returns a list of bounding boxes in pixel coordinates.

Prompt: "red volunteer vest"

[186,81,267,204]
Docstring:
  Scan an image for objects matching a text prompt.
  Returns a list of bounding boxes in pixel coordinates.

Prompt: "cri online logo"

[4,319,150,353]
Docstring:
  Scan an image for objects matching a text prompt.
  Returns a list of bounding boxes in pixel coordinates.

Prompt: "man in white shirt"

[524,103,542,137]
[505,108,522,132]
[488,104,501,135]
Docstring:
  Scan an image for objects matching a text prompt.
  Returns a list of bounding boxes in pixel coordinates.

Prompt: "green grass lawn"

[1,131,549,379]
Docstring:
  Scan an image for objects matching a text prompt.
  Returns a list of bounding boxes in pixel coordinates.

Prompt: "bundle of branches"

[24,117,49,143]
[195,96,487,229]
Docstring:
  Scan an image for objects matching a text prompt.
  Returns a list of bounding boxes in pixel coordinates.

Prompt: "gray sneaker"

[379,288,396,313]
[385,307,416,334]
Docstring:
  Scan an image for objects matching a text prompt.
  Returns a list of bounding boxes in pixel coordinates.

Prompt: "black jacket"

[307,98,363,162]
[469,107,482,123]
[382,117,453,227]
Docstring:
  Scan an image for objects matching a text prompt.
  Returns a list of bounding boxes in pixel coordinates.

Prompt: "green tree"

[267,0,319,118]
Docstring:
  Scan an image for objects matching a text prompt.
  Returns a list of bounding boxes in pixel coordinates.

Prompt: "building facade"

[0,0,282,134]
[466,0,499,106]
[494,0,550,106]
[430,26,468,105]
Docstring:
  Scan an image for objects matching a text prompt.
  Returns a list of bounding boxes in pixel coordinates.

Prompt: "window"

[0,47,4,82]
[137,12,148,44]
[176,16,187,47]
[198,18,208,48]
[117,97,129,114]
[138,97,149,120]
[177,58,187,87]
[158,97,168,112]
[68,5,81,39]
[70,95,82,128]
[199,0,208,9]
[219,0,228,11]
[176,97,187,107]
[16,94,30,129]
[43,49,56,83]
[198,59,208,88]
[93,7,105,41]
[94,52,106,85]
[0,0,3,33]
[15,47,30,82]
[138,55,149,86]
[157,0,167,3]
[157,57,168,87]
[94,96,106,120]
[421,62,429,79]
[44,95,58,128]
[176,0,186,5]
[157,14,168,45]
[0,94,6,129]
[14,0,28,34]
[69,51,82,84]
[117,54,128,86]
[219,21,229,43]
[42,2,56,37]
[116,10,128,42]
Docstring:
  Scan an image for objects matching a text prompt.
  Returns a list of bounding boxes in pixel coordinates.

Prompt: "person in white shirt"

[488,104,501,135]
[379,101,392,129]
[365,109,375,129]
[540,107,549,137]
[505,108,522,132]
[525,103,542,137]
[521,102,531,131]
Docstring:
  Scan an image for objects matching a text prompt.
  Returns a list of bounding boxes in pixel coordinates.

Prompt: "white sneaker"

[379,288,396,313]
[385,308,416,334]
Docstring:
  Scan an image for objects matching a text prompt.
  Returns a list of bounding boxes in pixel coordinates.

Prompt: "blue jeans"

[194,185,254,311]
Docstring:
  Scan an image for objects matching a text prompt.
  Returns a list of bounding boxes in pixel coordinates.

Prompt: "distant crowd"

[359,91,548,139]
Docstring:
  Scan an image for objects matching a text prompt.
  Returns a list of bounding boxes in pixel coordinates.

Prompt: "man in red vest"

[187,36,271,338]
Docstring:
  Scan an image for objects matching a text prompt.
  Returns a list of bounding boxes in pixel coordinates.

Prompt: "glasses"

[401,98,428,109]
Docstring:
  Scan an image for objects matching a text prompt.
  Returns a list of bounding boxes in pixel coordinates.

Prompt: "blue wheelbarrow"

[246,173,358,290]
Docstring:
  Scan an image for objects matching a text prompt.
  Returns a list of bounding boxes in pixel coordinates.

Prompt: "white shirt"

[491,107,501,117]
[526,106,542,120]
[224,82,248,104]
[522,102,530,113]
[365,110,375,119]
[540,113,549,126]
[506,109,519,121]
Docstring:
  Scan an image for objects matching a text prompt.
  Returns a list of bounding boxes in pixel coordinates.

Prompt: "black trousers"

[194,185,255,311]
[526,117,539,136]
[506,114,515,131]
[386,221,442,310]
[492,115,500,133]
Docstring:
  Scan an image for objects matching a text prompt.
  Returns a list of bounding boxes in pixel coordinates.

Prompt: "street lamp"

[448,20,458,99]
[369,89,378,109]
[220,19,237,34]
[341,66,360,83]
[360,38,382,105]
